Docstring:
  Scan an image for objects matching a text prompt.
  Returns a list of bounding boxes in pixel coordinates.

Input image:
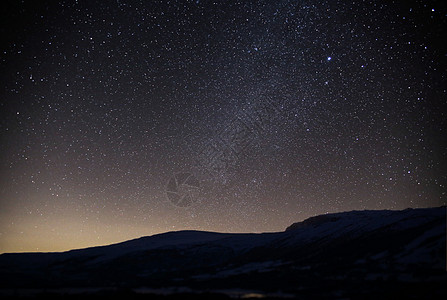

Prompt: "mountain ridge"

[0,206,445,298]
[3,207,443,256]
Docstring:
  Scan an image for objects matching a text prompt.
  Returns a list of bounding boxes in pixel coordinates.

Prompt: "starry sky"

[1,0,446,253]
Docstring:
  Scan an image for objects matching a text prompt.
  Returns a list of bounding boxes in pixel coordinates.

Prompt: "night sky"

[1,0,446,253]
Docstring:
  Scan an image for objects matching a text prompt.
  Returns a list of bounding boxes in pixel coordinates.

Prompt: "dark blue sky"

[0,0,445,252]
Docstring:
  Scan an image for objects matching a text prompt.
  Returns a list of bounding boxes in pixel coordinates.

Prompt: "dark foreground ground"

[1,282,447,300]
[1,278,446,299]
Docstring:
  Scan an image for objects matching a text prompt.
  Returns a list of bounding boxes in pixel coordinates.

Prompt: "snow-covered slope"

[0,207,445,298]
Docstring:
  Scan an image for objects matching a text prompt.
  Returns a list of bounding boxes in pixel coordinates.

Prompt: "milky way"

[1,0,445,253]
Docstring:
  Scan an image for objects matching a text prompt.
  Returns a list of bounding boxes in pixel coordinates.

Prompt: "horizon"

[1,205,443,254]
[1,204,444,299]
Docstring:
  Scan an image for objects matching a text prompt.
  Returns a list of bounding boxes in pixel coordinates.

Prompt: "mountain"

[0,207,445,299]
